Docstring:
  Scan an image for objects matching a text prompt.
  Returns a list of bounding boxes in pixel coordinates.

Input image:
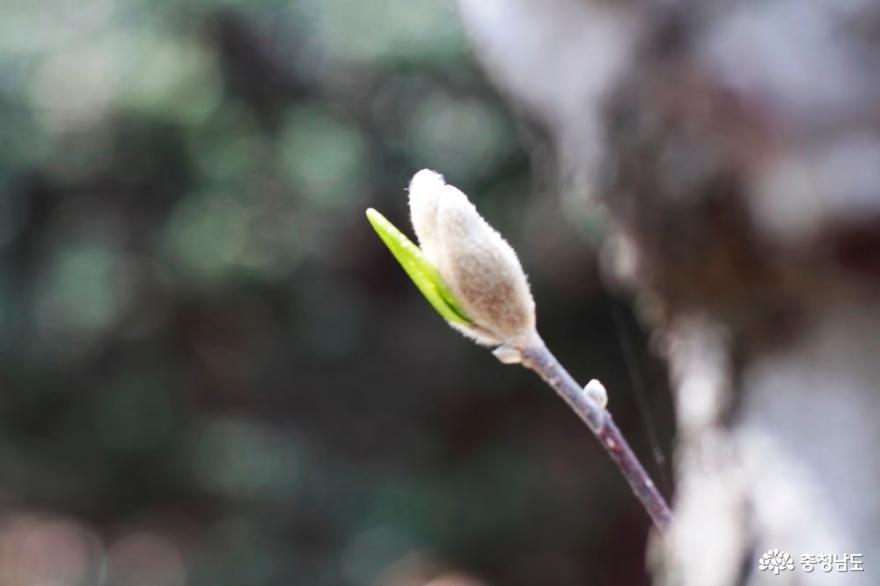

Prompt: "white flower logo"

[759,549,795,575]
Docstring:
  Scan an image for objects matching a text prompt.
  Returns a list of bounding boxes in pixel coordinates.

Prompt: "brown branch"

[520,338,673,533]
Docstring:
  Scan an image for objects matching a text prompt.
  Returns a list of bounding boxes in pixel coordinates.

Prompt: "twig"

[520,337,673,533]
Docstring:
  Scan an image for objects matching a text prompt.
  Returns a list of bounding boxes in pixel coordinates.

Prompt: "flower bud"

[584,379,608,409]
[408,169,445,265]
[408,170,537,347]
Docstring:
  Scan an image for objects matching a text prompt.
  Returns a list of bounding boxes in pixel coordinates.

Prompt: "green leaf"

[366,208,471,326]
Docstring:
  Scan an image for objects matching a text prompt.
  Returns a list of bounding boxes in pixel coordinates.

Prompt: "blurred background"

[0,1,674,585]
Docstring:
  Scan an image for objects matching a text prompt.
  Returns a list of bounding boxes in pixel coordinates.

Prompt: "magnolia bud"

[584,379,608,409]
[408,169,445,265]
[408,170,537,347]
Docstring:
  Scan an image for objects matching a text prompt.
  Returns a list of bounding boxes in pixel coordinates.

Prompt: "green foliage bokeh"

[0,2,670,585]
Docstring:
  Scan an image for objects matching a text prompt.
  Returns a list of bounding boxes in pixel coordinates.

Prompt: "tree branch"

[520,337,673,533]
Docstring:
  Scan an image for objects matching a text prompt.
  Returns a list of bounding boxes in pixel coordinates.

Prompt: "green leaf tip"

[365,208,471,326]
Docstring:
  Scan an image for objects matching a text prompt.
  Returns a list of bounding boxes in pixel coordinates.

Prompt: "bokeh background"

[0,1,674,585]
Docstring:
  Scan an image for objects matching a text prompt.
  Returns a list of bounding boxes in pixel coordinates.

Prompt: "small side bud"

[585,379,608,409]
[492,344,523,364]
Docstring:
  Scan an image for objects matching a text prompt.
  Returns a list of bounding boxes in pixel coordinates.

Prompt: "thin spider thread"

[610,300,672,495]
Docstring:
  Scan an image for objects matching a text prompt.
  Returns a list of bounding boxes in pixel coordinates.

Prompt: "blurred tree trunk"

[456,1,880,584]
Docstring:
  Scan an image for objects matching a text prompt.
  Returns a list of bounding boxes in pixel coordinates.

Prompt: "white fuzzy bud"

[408,169,446,265]
[408,170,537,347]
[584,379,608,409]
